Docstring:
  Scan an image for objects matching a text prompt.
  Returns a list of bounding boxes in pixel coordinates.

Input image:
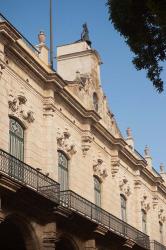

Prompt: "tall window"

[94,176,101,206]
[58,151,68,191]
[9,118,24,161]
[159,222,163,244]
[121,195,127,222]
[142,209,147,234]
[93,92,98,112]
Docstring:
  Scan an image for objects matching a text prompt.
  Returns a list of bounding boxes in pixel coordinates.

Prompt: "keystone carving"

[81,132,92,156]
[141,194,150,212]
[119,176,131,197]
[8,90,35,125]
[158,207,166,223]
[93,154,108,181]
[57,128,77,157]
[111,155,120,177]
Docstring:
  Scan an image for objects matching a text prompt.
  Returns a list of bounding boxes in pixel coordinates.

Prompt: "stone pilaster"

[42,222,58,250]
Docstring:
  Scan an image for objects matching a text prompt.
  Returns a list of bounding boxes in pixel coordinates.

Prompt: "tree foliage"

[107,0,166,92]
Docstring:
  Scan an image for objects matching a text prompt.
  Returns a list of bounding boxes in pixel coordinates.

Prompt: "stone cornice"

[0,21,21,42]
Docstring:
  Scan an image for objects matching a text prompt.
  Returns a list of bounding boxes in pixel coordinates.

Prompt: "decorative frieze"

[93,154,108,181]
[57,128,77,157]
[119,176,131,197]
[8,90,35,125]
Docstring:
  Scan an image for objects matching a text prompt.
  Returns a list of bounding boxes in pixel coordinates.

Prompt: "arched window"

[93,92,98,112]
[121,195,127,222]
[159,222,163,244]
[58,151,68,191]
[142,209,147,234]
[9,118,24,161]
[94,176,101,206]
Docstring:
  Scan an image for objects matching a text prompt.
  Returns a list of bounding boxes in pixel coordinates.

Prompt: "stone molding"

[93,154,108,181]
[81,131,92,156]
[119,176,131,197]
[8,90,35,126]
[0,50,6,80]
[57,128,77,157]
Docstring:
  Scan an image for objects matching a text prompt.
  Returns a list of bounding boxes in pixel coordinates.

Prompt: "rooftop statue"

[81,23,92,47]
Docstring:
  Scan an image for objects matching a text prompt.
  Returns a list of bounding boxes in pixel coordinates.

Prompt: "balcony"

[60,190,150,249]
[0,149,60,203]
[151,241,166,250]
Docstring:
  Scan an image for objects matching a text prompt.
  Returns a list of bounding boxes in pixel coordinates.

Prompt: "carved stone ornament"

[134,180,142,189]
[93,154,108,182]
[119,176,131,197]
[123,239,135,248]
[111,155,120,177]
[152,195,159,209]
[81,132,92,156]
[141,194,150,212]
[57,128,77,157]
[8,90,35,125]
[158,207,166,223]
[0,50,5,80]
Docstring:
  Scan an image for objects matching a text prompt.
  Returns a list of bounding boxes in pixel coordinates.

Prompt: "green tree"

[107,0,166,92]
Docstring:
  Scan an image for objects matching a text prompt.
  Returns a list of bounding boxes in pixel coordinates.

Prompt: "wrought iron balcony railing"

[60,190,150,249]
[0,149,60,203]
[151,241,166,250]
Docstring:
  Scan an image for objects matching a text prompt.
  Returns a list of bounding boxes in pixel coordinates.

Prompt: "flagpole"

[50,0,53,69]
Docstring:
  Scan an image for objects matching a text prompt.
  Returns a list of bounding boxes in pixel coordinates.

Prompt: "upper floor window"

[9,117,24,161]
[142,209,147,234]
[58,151,68,191]
[94,176,101,207]
[121,194,127,222]
[159,222,163,244]
[93,92,98,112]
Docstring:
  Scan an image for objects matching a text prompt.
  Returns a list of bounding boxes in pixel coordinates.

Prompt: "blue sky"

[1,0,166,171]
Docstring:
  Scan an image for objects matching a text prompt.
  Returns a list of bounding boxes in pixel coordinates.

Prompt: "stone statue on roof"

[81,23,91,47]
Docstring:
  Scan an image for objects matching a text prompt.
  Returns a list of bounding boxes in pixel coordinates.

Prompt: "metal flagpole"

[50,0,53,69]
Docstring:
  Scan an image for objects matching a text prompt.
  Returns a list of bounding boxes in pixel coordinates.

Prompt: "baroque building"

[0,14,166,250]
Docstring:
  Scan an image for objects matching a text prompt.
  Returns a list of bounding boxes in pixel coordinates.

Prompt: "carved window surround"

[8,90,35,127]
[57,128,77,157]
[158,207,166,223]
[93,154,108,182]
[119,176,131,197]
[141,194,150,212]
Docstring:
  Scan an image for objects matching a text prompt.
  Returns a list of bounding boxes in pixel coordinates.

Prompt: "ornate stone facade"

[0,15,166,250]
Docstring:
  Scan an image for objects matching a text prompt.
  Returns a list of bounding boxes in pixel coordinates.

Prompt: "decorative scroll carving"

[158,207,166,223]
[119,176,131,197]
[81,132,92,156]
[57,128,77,157]
[8,90,35,125]
[93,154,108,181]
[111,155,120,177]
[141,194,150,212]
